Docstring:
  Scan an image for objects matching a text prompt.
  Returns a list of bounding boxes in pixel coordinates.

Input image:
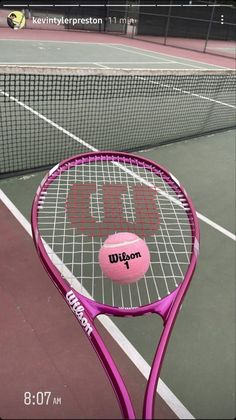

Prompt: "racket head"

[31,151,200,318]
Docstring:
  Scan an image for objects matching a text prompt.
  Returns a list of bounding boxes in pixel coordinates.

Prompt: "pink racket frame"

[31,151,200,419]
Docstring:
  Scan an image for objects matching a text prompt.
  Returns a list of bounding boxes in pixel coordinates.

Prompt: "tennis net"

[0,66,235,177]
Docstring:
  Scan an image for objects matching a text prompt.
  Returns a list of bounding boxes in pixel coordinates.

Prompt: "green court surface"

[0,39,235,419]
[0,39,230,69]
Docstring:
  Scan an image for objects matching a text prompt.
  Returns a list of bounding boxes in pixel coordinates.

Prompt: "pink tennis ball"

[99,232,150,284]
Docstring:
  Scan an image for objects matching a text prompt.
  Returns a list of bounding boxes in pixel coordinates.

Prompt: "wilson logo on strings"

[66,183,160,237]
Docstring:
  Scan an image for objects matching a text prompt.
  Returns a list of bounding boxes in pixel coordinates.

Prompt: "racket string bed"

[36,154,196,308]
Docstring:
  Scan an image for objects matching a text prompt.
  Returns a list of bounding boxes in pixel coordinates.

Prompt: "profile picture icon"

[7,11,25,30]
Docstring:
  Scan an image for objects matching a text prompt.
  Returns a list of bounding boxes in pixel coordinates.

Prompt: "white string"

[38,157,193,308]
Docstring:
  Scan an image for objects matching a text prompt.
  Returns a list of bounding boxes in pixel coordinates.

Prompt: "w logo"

[66,183,160,237]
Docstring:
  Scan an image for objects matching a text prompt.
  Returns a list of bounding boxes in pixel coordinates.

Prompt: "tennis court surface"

[0,6,235,420]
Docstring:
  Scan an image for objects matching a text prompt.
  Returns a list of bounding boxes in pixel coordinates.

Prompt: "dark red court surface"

[0,202,177,419]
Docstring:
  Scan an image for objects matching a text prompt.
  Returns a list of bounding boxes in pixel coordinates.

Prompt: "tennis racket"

[31,151,200,419]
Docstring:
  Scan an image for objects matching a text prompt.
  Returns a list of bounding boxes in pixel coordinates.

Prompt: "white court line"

[105,44,182,65]
[198,213,236,241]
[94,62,110,69]
[0,64,190,71]
[0,39,112,45]
[0,61,178,65]
[137,76,236,109]
[111,44,233,70]
[0,187,195,420]
[0,63,101,68]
